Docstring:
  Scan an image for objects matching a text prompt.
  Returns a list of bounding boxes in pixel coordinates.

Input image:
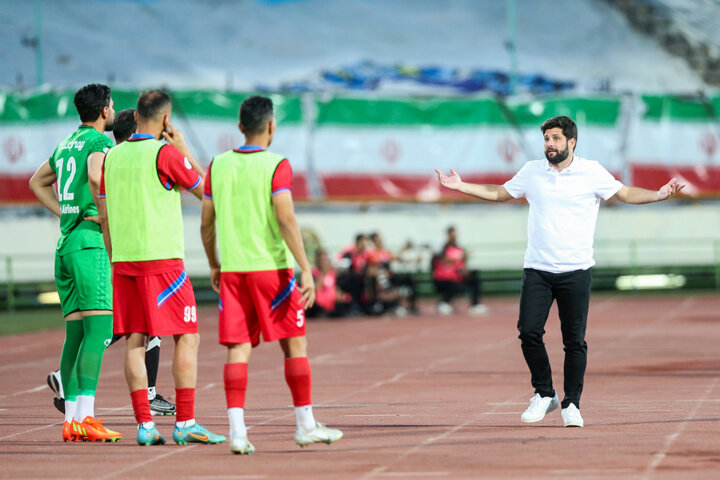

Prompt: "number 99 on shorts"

[184,306,197,323]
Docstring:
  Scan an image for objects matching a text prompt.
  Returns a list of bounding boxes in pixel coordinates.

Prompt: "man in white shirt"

[435,116,684,428]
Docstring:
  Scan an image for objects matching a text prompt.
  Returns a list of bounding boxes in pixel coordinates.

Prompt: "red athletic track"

[1,294,719,479]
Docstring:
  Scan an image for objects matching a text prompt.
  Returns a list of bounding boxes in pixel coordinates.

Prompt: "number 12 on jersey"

[56,156,77,201]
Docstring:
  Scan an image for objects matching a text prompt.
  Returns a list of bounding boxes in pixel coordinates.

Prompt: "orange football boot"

[79,416,122,442]
[71,419,88,441]
[62,420,77,442]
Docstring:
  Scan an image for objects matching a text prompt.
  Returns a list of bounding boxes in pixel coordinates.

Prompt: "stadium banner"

[627,95,720,196]
[0,90,307,202]
[313,96,623,200]
[1,90,718,203]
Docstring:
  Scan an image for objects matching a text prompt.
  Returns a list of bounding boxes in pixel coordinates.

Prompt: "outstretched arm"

[272,191,315,309]
[435,168,513,202]
[614,177,685,204]
[29,161,60,217]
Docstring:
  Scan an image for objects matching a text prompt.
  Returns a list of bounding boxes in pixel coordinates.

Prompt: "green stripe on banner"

[315,96,620,127]
[641,94,720,122]
[0,90,303,124]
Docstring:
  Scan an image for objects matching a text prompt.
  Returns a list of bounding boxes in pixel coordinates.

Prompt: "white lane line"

[345,414,411,417]
[0,422,61,440]
[97,444,197,480]
[640,377,718,479]
[377,473,449,477]
[363,397,519,480]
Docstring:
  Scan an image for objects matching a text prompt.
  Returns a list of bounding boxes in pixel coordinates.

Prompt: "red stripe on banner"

[1,173,310,204]
[320,173,516,201]
[0,174,35,203]
[631,164,720,197]
[291,173,309,201]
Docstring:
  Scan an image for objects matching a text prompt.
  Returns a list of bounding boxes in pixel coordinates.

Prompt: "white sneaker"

[469,304,488,315]
[437,302,453,315]
[230,435,255,454]
[294,422,343,447]
[520,391,560,423]
[561,403,584,427]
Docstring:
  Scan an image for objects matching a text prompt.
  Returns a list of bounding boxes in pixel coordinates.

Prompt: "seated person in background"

[307,249,350,318]
[432,226,487,316]
[366,232,417,316]
[392,240,428,314]
[336,234,370,314]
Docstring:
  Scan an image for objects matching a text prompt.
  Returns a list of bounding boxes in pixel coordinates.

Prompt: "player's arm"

[29,160,61,217]
[97,197,112,260]
[161,122,205,177]
[200,197,221,293]
[435,168,512,202]
[87,152,105,202]
[613,178,685,204]
[273,192,315,308]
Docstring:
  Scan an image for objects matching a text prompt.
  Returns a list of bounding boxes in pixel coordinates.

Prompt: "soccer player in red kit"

[201,95,343,454]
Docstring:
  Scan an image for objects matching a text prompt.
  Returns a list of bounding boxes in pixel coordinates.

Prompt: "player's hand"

[210,267,221,294]
[83,215,100,225]
[657,177,685,200]
[161,121,189,154]
[299,269,316,309]
[434,168,463,191]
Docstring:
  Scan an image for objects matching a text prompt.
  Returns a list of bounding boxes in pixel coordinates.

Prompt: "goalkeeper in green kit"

[29,84,122,443]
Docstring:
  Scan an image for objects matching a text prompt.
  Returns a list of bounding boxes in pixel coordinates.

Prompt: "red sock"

[284,357,312,407]
[175,388,195,422]
[224,362,248,409]
[130,389,152,423]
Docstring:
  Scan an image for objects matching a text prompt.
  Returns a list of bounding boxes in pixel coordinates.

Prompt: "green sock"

[60,319,83,400]
[76,314,113,395]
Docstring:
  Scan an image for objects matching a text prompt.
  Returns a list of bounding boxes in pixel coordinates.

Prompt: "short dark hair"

[112,108,137,144]
[541,116,578,145]
[355,234,366,244]
[240,96,274,135]
[74,84,111,122]
[137,89,171,120]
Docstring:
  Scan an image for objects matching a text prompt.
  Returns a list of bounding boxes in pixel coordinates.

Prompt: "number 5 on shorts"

[296,310,305,328]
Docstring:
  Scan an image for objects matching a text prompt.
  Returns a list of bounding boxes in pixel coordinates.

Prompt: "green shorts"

[54,247,112,316]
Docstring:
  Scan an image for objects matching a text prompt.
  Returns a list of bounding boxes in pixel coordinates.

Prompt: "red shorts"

[113,267,198,337]
[219,269,306,347]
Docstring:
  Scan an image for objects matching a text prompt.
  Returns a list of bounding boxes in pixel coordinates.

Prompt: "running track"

[1,294,719,479]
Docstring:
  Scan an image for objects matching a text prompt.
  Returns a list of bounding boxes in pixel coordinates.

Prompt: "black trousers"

[517,268,592,409]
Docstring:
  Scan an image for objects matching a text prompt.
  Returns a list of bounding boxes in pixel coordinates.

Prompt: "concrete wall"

[3,202,720,283]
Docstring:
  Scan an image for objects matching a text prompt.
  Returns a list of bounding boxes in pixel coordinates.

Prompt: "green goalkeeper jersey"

[48,125,113,255]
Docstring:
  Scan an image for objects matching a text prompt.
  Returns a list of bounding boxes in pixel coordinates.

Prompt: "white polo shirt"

[503,156,623,273]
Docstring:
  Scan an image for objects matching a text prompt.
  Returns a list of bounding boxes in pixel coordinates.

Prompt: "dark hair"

[240,96,274,135]
[112,108,137,144]
[137,89,171,120]
[73,84,111,122]
[447,226,456,234]
[541,116,578,145]
[355,234,366,244]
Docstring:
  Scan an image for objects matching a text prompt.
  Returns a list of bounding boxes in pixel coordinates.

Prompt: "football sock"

[131,389,153,424]
[145,336,161,397]
[224,363,249,437]
[76,314,112,396]
[64,400,77,424]
[175,388,195,422]
[284,357,315,431]
[228,407,247,437]
[75,394,95,422]
[223,362,248,408]
[60,319,83,403]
